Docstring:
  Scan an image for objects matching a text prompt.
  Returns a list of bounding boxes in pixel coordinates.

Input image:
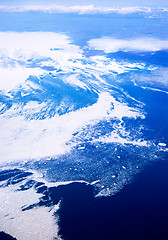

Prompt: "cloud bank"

[0,31,83,91]
[0,5,154,14]
[88,37,168,53]
[0,32,150,92]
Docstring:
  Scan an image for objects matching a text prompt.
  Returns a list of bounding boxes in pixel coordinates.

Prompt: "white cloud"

[88,37,168,53]
[0,67,46,92]
[0,32,150,92]
[0,5,153,14]
[0,31,83,91]
[0,31,83,61]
